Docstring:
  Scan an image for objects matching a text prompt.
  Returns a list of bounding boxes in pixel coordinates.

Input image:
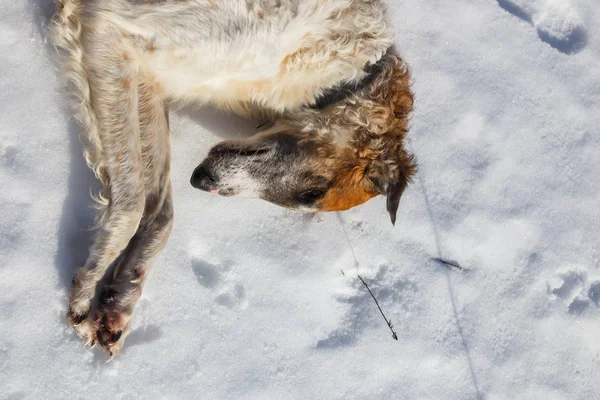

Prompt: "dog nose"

[190,164,215,191]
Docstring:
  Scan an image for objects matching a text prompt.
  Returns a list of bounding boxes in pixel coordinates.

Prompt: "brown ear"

[386,175,408,226]
[387,151,416,225]
[365,149,416,225]
[367,152,416,226]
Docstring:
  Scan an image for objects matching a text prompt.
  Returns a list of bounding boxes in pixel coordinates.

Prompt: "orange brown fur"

[282,49,416,213]
[318,165,378,211]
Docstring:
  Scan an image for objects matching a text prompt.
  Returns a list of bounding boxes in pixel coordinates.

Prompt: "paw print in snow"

[547,269,600,315]
[497,0,587,53]
[192,258,247,310]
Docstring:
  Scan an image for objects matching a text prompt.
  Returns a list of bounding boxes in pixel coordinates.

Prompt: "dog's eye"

[236,147,270,157]
[297,188,327,204]
[211,146,270,157]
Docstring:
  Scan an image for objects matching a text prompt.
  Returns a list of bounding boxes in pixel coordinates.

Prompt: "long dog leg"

[67,42,146,344]
[92,76,173,357]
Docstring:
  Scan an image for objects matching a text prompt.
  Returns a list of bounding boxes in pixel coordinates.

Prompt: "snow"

[1,0,599,399]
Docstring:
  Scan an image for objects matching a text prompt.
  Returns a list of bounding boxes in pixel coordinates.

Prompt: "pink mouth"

[209,189,220,195]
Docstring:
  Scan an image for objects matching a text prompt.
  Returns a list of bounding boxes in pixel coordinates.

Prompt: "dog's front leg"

[91,77,174,357]
[93,184,173,357]
[67,47,146,345]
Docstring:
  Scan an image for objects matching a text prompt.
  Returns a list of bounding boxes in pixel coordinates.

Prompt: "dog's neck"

[310,47,393,110]
[282,48,412,150]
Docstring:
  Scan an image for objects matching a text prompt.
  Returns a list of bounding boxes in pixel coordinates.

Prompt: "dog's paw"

[92,283,139,358]
[67,310,98,347]
[67,267,99,343]
[95,313,130,360]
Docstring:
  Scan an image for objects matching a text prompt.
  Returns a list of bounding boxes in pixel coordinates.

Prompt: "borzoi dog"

[51,0,415,358]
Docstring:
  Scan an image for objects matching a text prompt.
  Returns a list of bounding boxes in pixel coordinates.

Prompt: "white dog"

[51,0,415,358]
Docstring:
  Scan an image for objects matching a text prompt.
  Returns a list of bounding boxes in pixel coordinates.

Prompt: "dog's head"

[191,127,415,224]
[191,53,415,224]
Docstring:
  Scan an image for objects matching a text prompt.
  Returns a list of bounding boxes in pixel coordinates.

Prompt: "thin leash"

[336,212,398,341]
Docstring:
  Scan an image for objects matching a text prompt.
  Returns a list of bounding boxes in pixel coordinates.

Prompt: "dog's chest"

[144,40,278,101]
[133,0,392,110]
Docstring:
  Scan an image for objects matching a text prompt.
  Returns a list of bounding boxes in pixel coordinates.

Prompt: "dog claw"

[97,329,108,348]
[97,327,123,349]
[67,309,88,326]
[104,334,126,362]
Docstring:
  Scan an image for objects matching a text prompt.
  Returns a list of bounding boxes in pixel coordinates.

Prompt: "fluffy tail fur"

[50,0,107,189]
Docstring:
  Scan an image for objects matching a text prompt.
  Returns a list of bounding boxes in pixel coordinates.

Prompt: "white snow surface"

[1,1,599,399]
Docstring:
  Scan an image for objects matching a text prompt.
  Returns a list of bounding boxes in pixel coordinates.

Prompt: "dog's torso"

[86,0,394,111]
